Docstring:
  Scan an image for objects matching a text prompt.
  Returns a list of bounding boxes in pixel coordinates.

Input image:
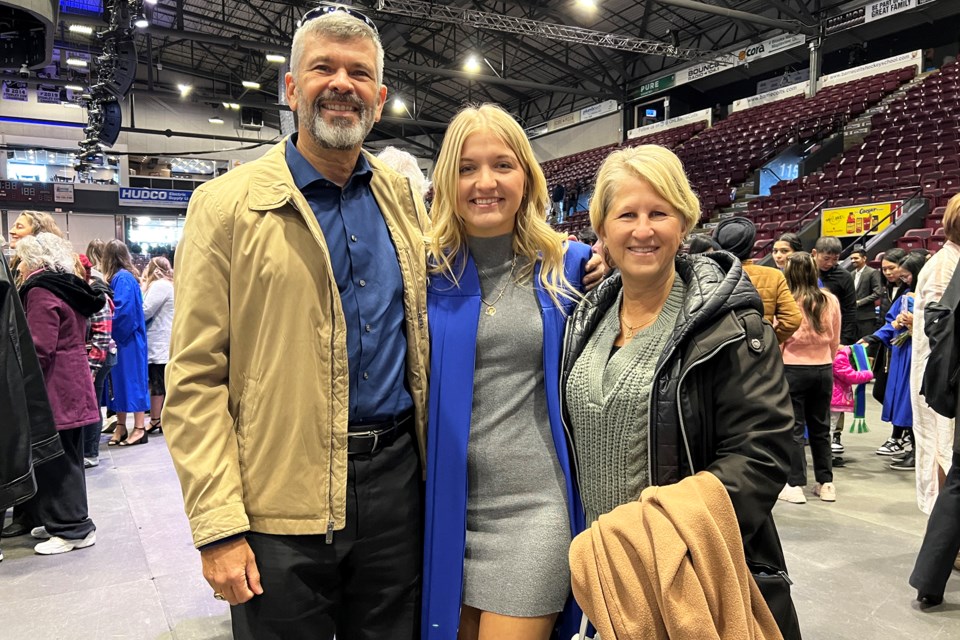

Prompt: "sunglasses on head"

[297,4,379,33]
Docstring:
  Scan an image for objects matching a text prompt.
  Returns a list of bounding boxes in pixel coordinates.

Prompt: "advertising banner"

[735,33,806,65]
[757,69,810,94]
[635,74,675,99]
[546,111,581,132]
[580,99,619,122]
[865,0,918,23]
[731,82,808,113]
[54,184,75,204]
[2,81,28,102]
[819,50,922,88]
[627,108,711,139]
[119,187,193,209]
[821,202,898,237]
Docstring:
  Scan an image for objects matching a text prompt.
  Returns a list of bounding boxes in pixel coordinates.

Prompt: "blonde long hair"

[427,103,577,308]
[142,256,173,291]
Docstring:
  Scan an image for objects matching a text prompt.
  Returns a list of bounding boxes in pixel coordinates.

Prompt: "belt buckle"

[370,429,380,453]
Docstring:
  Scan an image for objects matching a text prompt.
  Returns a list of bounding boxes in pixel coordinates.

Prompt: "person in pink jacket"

[780,252,841,504]
[830,345,874,456]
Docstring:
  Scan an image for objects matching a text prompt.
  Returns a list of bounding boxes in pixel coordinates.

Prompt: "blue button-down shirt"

[285,136,413,423]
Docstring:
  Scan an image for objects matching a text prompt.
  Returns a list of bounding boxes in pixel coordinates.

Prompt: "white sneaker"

[876,438,904,456]
[101,414,118,434]
[34,531,96,555]
[778,484,807,504]
[814,482,837,502]
[83,457,99,469]
[30,526,50,540]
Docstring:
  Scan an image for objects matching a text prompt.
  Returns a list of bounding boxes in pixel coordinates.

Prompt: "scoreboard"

[0,181,57,203]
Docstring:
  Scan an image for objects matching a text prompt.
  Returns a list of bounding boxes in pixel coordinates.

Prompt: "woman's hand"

[899,310,914,329]
[583,252,609,291]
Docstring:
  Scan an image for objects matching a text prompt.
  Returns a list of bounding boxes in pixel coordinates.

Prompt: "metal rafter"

[369,0,724,61]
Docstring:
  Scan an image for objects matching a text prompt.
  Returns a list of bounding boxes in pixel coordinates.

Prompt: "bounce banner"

[821,202,898,237]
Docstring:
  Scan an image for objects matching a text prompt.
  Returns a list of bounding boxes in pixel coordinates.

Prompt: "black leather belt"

[347,410,414,456]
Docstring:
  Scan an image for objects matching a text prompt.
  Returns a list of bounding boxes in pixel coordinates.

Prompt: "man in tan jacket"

[716,217,801,344]
[163,8,429,639]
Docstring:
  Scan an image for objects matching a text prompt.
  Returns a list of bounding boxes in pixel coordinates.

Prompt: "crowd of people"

[3,6,960,640]
[1,212,174,561]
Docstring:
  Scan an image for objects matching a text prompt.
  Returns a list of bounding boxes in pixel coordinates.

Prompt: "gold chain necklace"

[620,306,659,339]
[479,255,518,317]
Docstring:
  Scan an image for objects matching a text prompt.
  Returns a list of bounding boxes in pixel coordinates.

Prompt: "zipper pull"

[325,519,335,545]
[778,570,793,585]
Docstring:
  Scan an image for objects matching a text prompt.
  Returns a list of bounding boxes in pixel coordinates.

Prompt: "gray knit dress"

[566,277,686,524]
[461,233,571,617]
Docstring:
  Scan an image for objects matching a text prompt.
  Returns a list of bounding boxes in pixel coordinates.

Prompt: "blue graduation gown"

[422,243,591,640]
[107,270,150,412]
[872,293,914,427]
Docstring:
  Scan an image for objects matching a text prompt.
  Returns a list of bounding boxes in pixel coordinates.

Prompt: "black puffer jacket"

[561,252,801,639]
[0,259,62,511]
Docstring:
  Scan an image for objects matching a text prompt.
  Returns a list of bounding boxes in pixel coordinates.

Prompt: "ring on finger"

[213,592,226,601]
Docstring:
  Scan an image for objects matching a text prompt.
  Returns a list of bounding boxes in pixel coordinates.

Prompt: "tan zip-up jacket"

[163,141,429,548]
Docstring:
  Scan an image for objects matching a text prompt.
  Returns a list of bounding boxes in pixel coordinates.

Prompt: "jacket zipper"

[559,321,586,522]
[673,333,745,474]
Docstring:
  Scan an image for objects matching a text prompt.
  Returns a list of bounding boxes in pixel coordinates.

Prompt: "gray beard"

[300,96,375,151]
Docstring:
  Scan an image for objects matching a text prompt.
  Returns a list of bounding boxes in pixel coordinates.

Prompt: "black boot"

[890,448,915,470]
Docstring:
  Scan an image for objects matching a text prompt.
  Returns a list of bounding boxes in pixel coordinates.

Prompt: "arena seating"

[745,60,960,257]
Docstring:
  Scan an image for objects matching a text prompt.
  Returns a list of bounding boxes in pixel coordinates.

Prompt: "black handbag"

[920,263,960,418]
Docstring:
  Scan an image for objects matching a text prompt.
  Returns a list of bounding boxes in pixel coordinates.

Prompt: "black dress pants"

[29,427,96,539]
[784,364,834,486]
[231,432,423,640]
[909,451,960,599]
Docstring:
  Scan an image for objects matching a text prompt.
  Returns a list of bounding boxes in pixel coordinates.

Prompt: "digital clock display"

[0,181,56,203]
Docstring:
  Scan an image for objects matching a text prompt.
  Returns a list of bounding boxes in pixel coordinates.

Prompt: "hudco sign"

[119,187,193,209]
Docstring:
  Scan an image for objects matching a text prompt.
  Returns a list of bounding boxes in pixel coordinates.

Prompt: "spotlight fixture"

[575,0,598,9]
[66,57,88,67]
[463,55,481,73]
[222,102,241,110]
[134,13,149,28]
[144,0,157,4]
[69,24,95,35]
[241,80,261,90]
[209,116,225,124]
[265,54,286,63]
[391,97,405,114]
[178,83,192,96]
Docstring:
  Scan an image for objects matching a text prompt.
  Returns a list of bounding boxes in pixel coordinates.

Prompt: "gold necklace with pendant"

[620,307,659,339]
[479,255,518,316]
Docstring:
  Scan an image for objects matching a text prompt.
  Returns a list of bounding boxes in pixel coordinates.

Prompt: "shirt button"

[365,324,372,332]
[351,234,358,242]
[362,372,369,380]
[359,279,366,287]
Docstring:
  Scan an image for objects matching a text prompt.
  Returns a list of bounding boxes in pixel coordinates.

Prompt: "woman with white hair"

[15,232,104,555]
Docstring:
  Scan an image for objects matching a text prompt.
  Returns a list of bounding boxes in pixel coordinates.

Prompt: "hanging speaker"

[241,107,263,130]
[97,99,123,146]
[105,39,138,98]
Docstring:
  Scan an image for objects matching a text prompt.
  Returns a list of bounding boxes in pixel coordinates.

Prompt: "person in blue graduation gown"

[101,240,151,446]
[422,104,593,640]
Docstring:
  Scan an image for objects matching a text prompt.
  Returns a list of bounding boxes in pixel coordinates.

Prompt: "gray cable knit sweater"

[566,276,686,524]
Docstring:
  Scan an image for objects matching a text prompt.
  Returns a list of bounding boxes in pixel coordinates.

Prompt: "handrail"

[839,187,925,259]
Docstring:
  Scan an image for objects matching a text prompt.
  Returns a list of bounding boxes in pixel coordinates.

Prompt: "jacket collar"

[247,138,408,212]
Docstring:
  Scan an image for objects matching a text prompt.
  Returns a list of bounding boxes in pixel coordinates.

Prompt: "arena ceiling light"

[65,84,84,91]
[463,54,481,73]
[575,0,598,9]
[265,54,286,63]
[66,57,88,67]
[177,83,192,96]
[241,80,261,90]
[69,24,94,35]
[208,116,224,124]
[222,101,240,109]
[133,14,149,28]
[391,96,405,113]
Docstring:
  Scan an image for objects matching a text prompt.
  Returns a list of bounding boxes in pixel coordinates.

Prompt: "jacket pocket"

[750,563,799,638]
[236,375,259,469]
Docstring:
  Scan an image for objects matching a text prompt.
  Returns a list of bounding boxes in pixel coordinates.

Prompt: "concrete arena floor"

[1,395,959,639]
